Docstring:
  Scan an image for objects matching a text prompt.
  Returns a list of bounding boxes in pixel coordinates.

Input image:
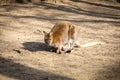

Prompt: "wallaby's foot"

[61,47,64,51]
[65,50,72,53]
[56,51,62,54]
[56,48,62,54]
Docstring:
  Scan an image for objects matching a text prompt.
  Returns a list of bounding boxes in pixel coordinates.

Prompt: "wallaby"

[43,21,105,54]
[43,21,80,54]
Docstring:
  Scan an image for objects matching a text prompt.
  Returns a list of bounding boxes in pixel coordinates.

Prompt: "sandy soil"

[0,0,120,80]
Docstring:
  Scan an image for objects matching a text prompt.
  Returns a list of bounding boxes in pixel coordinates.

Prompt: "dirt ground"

[0,0,120,80]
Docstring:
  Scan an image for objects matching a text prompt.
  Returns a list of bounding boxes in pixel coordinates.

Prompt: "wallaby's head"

[43,31,53,45]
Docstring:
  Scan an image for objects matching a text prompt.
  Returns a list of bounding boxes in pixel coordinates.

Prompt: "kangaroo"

[43,21,80,54]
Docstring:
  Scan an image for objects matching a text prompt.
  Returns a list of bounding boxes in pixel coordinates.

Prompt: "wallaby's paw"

[57,51,62,54]
[56,49,62,54]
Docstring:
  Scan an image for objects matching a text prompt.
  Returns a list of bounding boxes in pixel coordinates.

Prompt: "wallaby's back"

[43,21,79,54]
[50,21,78,44]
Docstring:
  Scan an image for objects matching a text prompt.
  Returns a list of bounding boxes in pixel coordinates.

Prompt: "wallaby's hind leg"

[64,42,72,53]
[70,25,80,48]
[69,25,78,50]
[62,41,73,53]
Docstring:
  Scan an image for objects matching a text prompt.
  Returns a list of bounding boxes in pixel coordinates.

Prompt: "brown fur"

[43,21,80,54]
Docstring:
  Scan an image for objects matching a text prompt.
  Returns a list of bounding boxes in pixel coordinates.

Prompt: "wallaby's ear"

[43,31,47,35]
[37,29,45,35]
[43,31,46,34]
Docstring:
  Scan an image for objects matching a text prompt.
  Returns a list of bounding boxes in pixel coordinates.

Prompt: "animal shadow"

[22,42,55,52]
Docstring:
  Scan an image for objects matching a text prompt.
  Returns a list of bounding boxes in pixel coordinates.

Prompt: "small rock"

[13,49,21,54]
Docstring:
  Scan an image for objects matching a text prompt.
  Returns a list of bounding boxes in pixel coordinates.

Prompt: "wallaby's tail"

[79,41,105,47]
